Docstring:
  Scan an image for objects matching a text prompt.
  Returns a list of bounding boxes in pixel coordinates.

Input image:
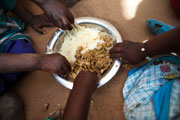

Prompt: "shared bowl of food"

[46,17,122,89]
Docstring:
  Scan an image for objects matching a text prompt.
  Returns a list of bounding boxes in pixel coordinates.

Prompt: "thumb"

[34,26,47,34]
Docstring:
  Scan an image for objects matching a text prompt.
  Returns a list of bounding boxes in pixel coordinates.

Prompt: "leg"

[0,39,35,87]
[46,109,63,120]
[0,93,24,120]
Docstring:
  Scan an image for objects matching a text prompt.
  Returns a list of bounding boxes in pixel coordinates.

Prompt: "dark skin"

[0,0,74,119]
[48,71,98,120]
[32,0,74,30]
[13,0,74,32]
[12,0,54,34]
[110,26,180,65]
[0,0,71,76]
[0,53,71,77]
[62,71,98,120]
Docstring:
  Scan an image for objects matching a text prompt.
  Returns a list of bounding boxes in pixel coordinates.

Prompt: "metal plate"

[46,17,122,89]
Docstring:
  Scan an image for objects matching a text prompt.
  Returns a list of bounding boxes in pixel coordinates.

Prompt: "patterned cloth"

[123,55,180,120]
[0,0,34,95]
[0,0,31,52]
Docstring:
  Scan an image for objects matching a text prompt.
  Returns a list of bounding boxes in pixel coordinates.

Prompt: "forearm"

[31,0,49,6]
[12,0,34,24]
[62,88,92,120]
[0,53,41,73]
[146,26,180,57]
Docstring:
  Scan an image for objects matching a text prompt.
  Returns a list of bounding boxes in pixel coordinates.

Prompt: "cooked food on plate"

[59,24,115,81]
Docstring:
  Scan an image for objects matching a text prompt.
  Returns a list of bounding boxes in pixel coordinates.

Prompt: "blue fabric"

[127,55,180,77]
[153,80,173,120]
[124,55,180,120]
[2,39,35,53]
[0,39,35,95]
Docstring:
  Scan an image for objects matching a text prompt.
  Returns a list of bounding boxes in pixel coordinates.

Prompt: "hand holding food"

[30,14,54,34]
[39,0,74,30]
[38,53,71,76]
[110,40,145,65]
[59,24,114,81]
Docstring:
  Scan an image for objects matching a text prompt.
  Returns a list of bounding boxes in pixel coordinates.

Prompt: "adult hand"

[40,0,74,30]
[30,14,54,34]
[73,71,98,95]
[110,40,145,65]
[38,53,71,77]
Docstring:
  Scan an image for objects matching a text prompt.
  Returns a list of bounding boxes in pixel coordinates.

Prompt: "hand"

[38,53,71,77]
[110,40,145,65]
[41,0,74,30]
[30,14,54,34]
[73,71,98,95]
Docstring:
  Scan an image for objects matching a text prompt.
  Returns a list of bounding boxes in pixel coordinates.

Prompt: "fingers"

[64,60,71,72]
[53,15,72,30]
[110,52,123,59]
[109,43,130,64]
[61,16,72,30]
[57,64,70,77]
[110,43,123,53]
[57,67,65,77]
[67,10,74,24]
[62,64,69,76]
[121,59,129,64]
[44,21,55,27]
[62,58,71,75]
[56,18,65,29]
[54,54,71,77]
[34,27,47,34]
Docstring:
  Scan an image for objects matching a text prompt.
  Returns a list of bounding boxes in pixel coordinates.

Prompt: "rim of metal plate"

[46,17,122,89]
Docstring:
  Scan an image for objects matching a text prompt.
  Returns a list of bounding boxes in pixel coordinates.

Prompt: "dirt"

[15,0,180,120]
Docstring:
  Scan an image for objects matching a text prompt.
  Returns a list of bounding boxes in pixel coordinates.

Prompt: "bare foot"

[48,109,63,120]
[0,93,24,120]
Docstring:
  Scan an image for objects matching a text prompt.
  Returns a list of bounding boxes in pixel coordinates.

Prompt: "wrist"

[34,54,45,71]
[140,40,152,61]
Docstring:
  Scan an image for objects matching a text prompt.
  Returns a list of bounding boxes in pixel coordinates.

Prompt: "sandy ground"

[15,0,180,120]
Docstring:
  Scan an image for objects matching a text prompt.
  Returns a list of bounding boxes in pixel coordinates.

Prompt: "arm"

[12,0,53,34]
[31,0,74,30]
[12,0,34,25]
[62,71,98,120]
[0,53,71,76]
[110,26,180,65]
[145,26,180,57]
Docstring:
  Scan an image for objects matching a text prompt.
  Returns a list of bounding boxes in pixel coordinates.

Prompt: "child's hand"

[73,71,98,95]
[110,40,145,65]
[30,14,54,34]
[37,53,71,77]
[40,0,74,30]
